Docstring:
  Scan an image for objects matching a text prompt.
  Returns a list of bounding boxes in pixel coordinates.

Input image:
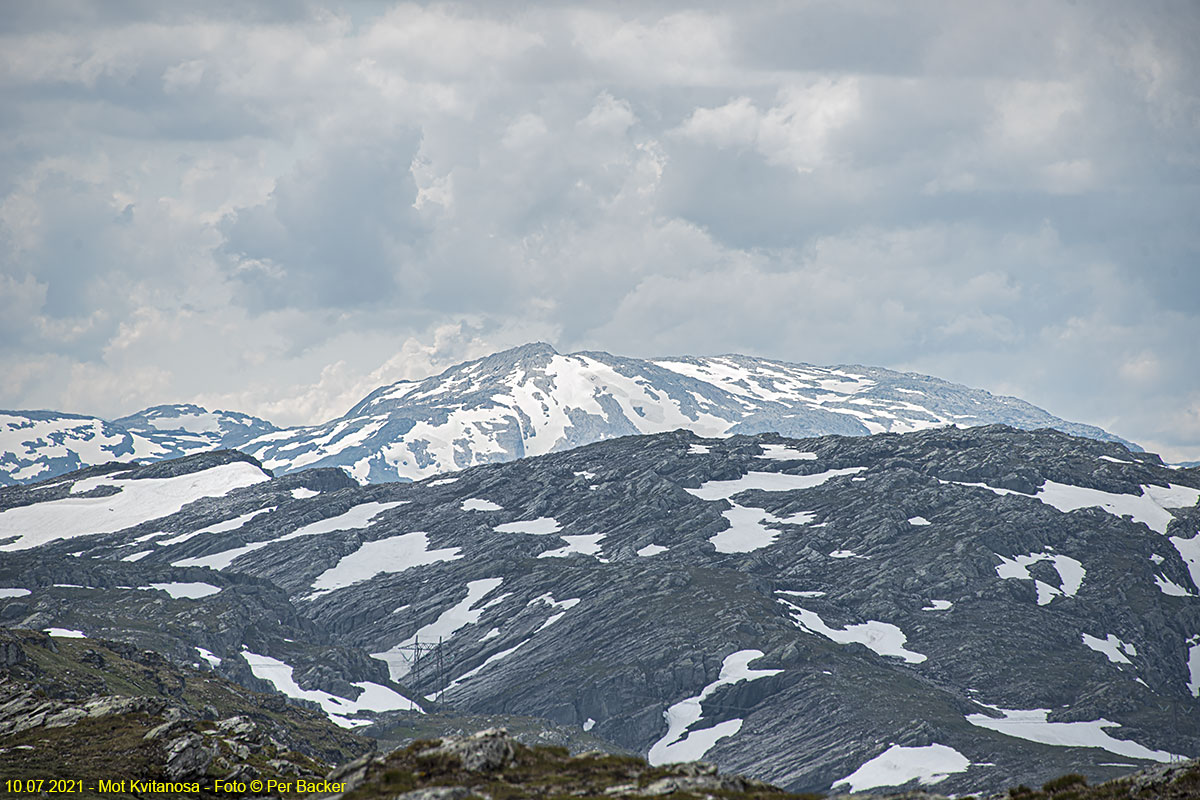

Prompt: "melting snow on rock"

[833,743,971,793]
[648,649,782,765]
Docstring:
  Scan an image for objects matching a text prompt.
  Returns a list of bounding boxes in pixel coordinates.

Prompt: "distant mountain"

[2,425,1195,794]
[242,343,1137,483]
[0,404,278,486]
[0,344,1137,487]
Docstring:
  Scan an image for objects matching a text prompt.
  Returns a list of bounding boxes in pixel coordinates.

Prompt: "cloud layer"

[1,2,1198,459]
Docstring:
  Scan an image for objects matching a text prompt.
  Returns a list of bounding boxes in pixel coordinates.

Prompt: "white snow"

[1168,531,1200,591]
[574,471,596,480]
[288,500,408,539]
[121,550,152,562]
[172,500,407,572]
[143,582,221,599]
[778,598,926,664]
[688,444,711,455]
[311,532,462,591]
[428,477,458,486]
[710,504,782,554]
[647,650,782,765]
[0,588,30,598]
[1082,633,1133,665]
[583,718,596,731]
[195,647,222,667]
[778,590,825,598]
[1188,639,1200,697]
[686,468,866,501]
[637,544,668,557]
[833,743,971,793]
[758,444,818,461]
[372,578,504,680]
[1150,554,1165,565]
[1037,480,1198,534]
[923,600,953,611]
[156,506,274,546]
[1099,455,1133,464]
[0,461,270,551]
[172,541,272,571]
[494,517,562,535]
[44,628,86,638]
[290,487,320,499]
[830,549,865,559]
[908,516,931,526]
[462,498,503,512]
[1155,574,1194,597]
[994,551,1085,605]
[538,533,606,559]
[965,706,1182,762]
[241,650,422,727]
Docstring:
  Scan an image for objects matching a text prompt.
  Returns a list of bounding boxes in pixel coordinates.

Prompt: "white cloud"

[0,2,1195,460]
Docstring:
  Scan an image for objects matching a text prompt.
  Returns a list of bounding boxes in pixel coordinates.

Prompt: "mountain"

[1,345,1135,489]
[2,425,1195,794]
[0,405,278,487]
[241,343,1136,483]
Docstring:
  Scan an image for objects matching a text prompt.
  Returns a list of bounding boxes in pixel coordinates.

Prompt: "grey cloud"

[0,2,1197,460]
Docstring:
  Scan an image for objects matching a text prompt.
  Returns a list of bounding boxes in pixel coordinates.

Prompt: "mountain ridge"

[2,344,1137,488]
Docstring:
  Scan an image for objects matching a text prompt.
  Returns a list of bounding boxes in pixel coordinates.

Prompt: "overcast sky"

[1,1,1197,459]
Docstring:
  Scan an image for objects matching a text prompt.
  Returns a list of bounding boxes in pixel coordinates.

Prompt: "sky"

[1,1,1198,460]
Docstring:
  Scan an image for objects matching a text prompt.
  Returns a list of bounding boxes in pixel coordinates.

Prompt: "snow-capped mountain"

[0,404,277,487]
[2,425,1196,794]
[243,343,1134,483]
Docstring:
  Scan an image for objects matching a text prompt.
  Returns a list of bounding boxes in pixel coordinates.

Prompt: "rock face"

[2,344,1134,487]
[1,425,1197,796]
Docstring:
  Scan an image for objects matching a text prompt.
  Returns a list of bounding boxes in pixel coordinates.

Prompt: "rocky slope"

[0,405,277,487]
[2,344,1133,487]
[0,425,1196,795]
[0,628,369,790]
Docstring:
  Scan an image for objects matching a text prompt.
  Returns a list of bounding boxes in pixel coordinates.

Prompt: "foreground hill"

[0,425,1196,794]
[2,344,1134,487]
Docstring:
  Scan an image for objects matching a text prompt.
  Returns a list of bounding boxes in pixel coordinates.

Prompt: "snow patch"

[995,551,1085,605]
[965,706,1182,762]
[0,588,30,598]
[758,444,818,461]
[462,498,503,512]
[494,517,561,535]
[687,468,866,501]
[1082,633,1133,665]
[833,743,971,793]
[290,487,320,499]
[195,647,221,667]
[44,628,86,638]
[311,532,462,591]
[539,533,606,559]
[647,649,782,765]
[637,544,668,557]
[0,462,269,551]
[242,650,421,727]
[143,582,221,599]
[908,516,931,526]
[923,600,953,611]
[372,578,504,680]
[778,597,925,664]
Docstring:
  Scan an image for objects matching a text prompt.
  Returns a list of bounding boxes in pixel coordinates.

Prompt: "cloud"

[0,2,1196,459]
